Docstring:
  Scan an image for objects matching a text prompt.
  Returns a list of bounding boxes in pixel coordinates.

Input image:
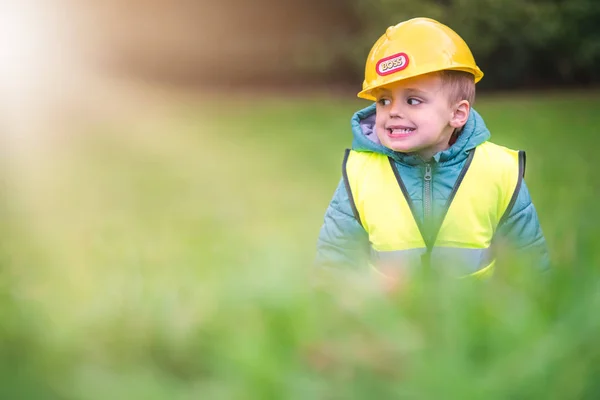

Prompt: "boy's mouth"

[386,125,416,137]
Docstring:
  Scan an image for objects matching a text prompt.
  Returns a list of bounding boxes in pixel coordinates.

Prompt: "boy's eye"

[407,98,422,105]
[378,98,391,106]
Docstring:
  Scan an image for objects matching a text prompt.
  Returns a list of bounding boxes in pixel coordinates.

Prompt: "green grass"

[2,90,600,399]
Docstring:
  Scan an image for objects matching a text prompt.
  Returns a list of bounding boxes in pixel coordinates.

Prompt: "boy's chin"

[382,142,415,154]
[375,133,416,152]
[387,148,413,154]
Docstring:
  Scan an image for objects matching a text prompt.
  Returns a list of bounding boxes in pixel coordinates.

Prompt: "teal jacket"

[315,104,549,270]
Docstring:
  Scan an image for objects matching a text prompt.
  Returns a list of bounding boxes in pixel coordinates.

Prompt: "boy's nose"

[389,102,405,118]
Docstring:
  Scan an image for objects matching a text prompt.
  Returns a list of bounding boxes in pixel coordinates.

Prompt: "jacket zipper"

[423,163,432,242]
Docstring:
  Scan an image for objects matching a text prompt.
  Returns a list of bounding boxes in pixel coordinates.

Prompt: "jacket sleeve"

[495,180,550,270]
[315,178,371,270]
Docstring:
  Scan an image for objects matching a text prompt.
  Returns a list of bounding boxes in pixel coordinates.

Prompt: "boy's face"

[374,73,468,160]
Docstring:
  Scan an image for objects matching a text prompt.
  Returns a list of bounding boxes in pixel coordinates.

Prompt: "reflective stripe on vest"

[342,141,525,277]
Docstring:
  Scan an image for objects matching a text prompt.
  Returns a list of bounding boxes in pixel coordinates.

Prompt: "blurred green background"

[2,1,600,399]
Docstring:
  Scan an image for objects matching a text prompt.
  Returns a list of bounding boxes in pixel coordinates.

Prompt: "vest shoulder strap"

[498,148,526,226]
[469,142,525,226]
[343,149,393,229]
[342,149,363,226]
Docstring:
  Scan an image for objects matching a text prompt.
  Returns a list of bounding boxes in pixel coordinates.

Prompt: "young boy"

[315,17,548,280]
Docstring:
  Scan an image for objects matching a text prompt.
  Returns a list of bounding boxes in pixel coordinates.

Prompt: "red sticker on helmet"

[376,53,409,76]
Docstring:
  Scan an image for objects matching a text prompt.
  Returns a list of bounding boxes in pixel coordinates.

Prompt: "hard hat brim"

[358,66,484,101]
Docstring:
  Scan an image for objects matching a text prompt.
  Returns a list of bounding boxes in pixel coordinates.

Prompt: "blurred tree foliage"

[93,0,599,90]
[334,0,600,89]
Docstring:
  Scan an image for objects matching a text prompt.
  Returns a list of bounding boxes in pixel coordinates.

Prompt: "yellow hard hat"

[357,17,484,101]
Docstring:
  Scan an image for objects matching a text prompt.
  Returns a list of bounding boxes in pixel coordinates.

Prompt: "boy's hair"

[438,70,476,106]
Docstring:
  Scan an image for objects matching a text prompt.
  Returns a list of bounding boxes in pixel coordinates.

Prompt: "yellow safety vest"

[343,141,525,277]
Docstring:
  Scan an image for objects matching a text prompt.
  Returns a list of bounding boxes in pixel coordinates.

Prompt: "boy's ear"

[450,100,470,128]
